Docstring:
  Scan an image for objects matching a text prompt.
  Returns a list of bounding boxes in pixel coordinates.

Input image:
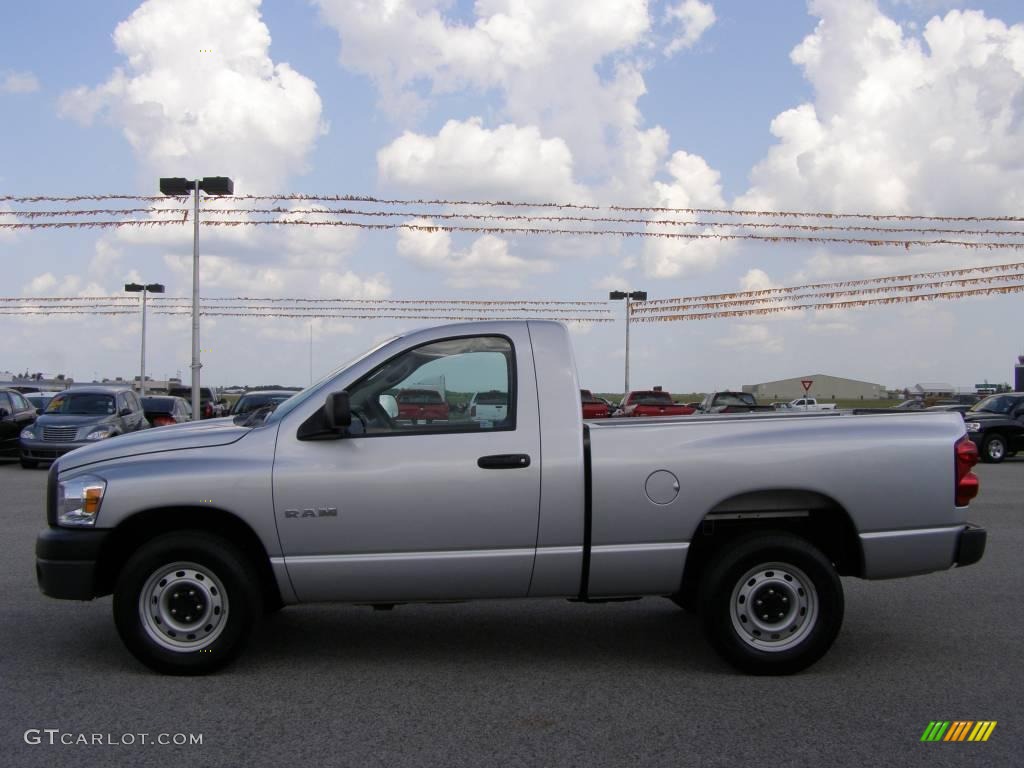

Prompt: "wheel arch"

[680,489,864,596]
[94,506,282,609]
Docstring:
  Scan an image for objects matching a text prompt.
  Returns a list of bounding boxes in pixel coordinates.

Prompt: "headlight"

[57,475,106,527]
[84,427,115,441]
[965,422,981,433]
[20,427,34,440]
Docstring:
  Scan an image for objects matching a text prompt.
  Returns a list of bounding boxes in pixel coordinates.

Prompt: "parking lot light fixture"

[609,290,647,395]
[159,176,234,420]
[125,282,165,397]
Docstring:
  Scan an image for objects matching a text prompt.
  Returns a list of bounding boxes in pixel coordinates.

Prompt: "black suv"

[964,393,1024,463]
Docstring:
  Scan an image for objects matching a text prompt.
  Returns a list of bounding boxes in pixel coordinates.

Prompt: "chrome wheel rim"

[987,439,1005,460]
[730,562,818,652]
[139,561,228,652]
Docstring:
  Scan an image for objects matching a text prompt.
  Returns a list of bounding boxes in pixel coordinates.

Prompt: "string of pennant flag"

[2,191,1023,324]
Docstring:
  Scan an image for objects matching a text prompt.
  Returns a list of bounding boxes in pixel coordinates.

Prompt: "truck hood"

[964,411,1010,423]
[57,418,250,471]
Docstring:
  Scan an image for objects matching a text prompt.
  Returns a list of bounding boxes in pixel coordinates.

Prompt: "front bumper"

[20,437,87,461]
[36,527,110,600]
[955,523,987,568]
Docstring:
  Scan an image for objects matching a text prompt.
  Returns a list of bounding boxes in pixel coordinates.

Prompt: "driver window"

[346,335,515,436]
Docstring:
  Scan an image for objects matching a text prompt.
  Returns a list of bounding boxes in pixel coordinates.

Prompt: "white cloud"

[316,271,391,299]
[318,0,679,177]
[642,150,732,278]
[739,1,1024,220]
[740,269,778,292]
[378,118,588,202]
[1,70,40,94]
[396,218,551,288]
[280,206,361,269]
[663,1,716,56]
[59,0,325,191]
[717,324,785,354]
[162,252,289,294]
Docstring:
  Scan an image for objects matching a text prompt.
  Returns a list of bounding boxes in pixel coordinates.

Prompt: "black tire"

[113,531,262,675]
[699,532,844,675]
[980,434,1007,463]
[19,457,38,469]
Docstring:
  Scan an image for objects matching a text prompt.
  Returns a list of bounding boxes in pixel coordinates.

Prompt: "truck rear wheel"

[699,532,843,675]
[113,531,262,675]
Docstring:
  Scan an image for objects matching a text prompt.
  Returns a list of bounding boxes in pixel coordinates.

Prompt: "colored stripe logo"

[921,721,997,742]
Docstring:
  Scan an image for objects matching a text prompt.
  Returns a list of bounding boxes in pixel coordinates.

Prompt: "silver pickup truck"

[36,320,986,676]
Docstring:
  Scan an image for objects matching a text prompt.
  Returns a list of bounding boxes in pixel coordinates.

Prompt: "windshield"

[632,391,673,404]
[262,336,399,426]
[141,397,174,409]
[45,393,116,415]
[474,391,508,405]
[716,393,756,406]
[232,393,293,415]
[969,394,1019,415]
[397,389,444,404]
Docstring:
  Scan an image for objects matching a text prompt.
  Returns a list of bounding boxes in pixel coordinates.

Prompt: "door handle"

[477,454,531,469]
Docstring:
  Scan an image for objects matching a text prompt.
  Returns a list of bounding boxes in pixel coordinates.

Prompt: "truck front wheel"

[113,531,262,675]
[980,434,1007,463]
[699,532,843,675]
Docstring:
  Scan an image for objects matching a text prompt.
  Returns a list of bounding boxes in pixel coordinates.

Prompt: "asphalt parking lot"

[1,457,1021,768]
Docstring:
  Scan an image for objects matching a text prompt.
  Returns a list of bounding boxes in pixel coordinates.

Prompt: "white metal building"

[743,374,888,402]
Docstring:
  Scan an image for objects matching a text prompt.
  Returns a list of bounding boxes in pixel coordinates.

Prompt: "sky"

[2,0,1024,393]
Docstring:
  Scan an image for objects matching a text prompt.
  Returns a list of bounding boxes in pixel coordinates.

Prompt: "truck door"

[272,332,542,602]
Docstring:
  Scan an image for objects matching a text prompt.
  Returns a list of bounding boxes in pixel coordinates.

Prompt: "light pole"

[124,282,165,396]
[609,290,647,395]
[159,176,234,420]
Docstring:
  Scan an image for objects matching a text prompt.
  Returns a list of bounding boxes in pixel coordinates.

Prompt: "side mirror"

[119,408,132,417]
[324,391,351,430]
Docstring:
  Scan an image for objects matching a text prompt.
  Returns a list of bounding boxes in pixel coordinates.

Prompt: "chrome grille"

[42,426,79,442]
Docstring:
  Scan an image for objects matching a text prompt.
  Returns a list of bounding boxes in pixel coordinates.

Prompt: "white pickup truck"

[35,321,986,676]
[786,397,838,411]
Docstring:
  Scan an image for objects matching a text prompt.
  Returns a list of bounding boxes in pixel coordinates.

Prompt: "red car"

[581,389,611,419]
[396,389,450,422]
[621,389,695,417]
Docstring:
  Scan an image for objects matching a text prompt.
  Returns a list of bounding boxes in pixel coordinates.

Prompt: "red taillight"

[153,415,175,427]
[955,437,980,506]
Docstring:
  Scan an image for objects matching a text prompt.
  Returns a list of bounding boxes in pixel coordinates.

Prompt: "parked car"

[24,391,61,415]
[620,389,695,417]
[468,390,509,423]
[35,320,985,677]
[0,388,38,458]
[784,397,838,411]
[141,396,193,427]
[699,391,775,414]
[891,399,926,410]
[19,386,149,468]
[167,386,227,419]
[581,389,611,419]
[964,392,1024,463]
[395,388,450,423]
[228,390,295,418]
